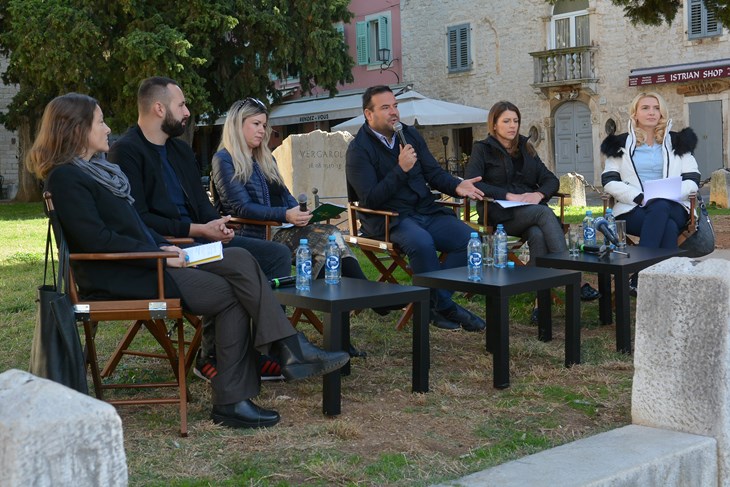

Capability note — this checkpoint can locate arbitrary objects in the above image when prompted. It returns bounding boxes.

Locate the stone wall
[401,0,730,185]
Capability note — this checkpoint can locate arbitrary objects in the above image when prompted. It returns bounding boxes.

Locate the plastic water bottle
[295,239,312,291]
[324,235,341,285]
[467,232,482,281]
[605,208,617,246]
[583,210,596,246]
[494,224,508,269]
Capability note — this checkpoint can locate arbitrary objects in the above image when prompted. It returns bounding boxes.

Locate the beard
[161,111,187,138]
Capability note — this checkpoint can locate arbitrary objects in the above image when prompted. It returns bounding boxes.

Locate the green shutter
[447,24,471,72]
[356,21,368,65]
[378,15,390,51]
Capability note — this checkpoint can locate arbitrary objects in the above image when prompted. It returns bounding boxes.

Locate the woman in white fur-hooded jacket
[600,91,701,249]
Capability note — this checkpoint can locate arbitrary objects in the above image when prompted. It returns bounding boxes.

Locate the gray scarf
[71,155,135,205]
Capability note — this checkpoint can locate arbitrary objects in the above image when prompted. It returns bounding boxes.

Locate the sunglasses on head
[243,97,267,111]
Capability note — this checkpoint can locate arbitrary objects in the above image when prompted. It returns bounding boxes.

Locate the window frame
[355,11,392,66]
[447,23,472,74]
[687,0,723,39]
[549,10,590,49]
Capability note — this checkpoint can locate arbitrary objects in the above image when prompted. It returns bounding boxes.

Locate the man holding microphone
[345,85,486,332]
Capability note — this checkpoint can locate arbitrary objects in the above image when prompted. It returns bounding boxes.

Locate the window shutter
[356,21,368,65]
[447,24,471,72]
[378,15,390,50]
[689,0,704,37]
[448,26,458,70]
[458,25,470,69]
[705,3,722,36]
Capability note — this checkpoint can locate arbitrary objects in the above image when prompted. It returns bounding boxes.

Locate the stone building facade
[401,0,729,185]
[0,57,19,199]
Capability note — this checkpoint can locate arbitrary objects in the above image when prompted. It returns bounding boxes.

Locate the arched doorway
[554,101,594,182]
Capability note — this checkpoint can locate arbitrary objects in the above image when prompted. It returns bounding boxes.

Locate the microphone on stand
[393,121,408,147]
[593,217,619,246]
[297,193,308,212]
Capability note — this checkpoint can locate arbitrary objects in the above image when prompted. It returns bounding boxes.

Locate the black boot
[274,332,350,381]
[211,399,280,428]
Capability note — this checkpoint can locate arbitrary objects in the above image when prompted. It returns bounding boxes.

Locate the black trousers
[167,247,296,405]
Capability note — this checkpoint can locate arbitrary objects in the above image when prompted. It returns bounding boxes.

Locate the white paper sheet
[642,176,682,206]
[494,200,533,208]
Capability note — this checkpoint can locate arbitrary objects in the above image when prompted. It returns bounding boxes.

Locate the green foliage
[0,0,354,132]
[546,0,730,27]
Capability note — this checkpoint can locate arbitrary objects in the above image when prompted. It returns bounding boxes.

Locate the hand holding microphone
[393,122,418,172]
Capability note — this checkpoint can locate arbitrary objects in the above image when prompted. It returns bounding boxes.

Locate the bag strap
[43,219,57,289]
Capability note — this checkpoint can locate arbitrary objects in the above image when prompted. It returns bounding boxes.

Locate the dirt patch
[712,215,730,249]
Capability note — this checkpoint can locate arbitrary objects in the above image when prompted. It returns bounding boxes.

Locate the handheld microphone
[270,275,296,288]
[393,121,408,147]
[579,244,607,254]
[297,193,308,212]
[593,217,619,246]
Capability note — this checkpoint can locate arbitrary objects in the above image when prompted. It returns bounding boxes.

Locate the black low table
[273,277,430,416]
[536,246,680,354]
[413,266,581,389]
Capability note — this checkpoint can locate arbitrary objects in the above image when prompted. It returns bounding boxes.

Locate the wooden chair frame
[460,193,569,265]
[44,192,201,437]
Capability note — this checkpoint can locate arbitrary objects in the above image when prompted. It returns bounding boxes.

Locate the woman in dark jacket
[26,93,348,430]
[465,101,599,315]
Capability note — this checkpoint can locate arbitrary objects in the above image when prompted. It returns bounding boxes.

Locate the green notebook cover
[310,202,346,223]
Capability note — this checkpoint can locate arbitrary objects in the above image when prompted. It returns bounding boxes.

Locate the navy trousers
[621,199,688,249]
[390,213,472,312]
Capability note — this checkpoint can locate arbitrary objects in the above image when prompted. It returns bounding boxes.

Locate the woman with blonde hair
[601,91,700,293]
[211,98,388,330]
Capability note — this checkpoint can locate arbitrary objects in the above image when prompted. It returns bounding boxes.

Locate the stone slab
[0,369,127,487]
[558,173,586,207]
[633,257,730,486]
[710,169,730,208]
[434,425,716,487]
[273,129,352,206]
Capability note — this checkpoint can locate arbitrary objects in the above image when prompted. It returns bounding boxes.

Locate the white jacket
[600,120,700,217]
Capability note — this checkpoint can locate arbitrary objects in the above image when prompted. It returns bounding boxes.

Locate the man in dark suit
[346,85,486,332]
[108,76,291,280]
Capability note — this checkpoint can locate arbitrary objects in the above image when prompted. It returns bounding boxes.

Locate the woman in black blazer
[26,93,348,430]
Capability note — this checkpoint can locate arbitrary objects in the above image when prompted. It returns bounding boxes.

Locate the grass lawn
[1,200,695,486]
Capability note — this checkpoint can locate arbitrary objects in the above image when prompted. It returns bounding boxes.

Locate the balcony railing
[529,46,598,90]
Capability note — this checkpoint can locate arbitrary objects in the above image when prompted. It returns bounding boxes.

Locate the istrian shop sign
[629,62,730,87]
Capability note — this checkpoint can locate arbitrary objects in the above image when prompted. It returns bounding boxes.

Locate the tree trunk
[14,120,41,202]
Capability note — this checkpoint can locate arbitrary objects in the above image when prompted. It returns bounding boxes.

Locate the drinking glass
[567,227,580,257]
[615,220,627,248]
[482,234,494,267]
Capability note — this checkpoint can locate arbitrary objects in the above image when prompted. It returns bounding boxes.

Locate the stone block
[273,130,352,207]
[558,173,586,207]
[710,169,730,208]
[0,369,127,486]
[633,257,730,486]
[435,425,716,487]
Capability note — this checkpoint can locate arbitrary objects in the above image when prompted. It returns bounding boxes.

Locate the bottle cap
[586,210,592,216]
[471,232,478,238]
[328,235,336,241]
[300,238,308,244]
[507,261,515,268]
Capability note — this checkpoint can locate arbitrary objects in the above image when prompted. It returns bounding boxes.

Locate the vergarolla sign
[629,64,730,86]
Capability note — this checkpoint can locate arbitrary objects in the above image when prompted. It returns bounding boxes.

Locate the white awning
[330,90,488,134]
[268,93,364,126]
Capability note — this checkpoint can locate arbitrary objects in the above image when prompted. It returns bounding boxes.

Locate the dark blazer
[108,125,219,237]
[345,122,460,237]
[465,135,559,225]
[45,164,180,301]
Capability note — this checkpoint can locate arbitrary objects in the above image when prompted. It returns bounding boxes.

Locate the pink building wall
[342,0,403,90]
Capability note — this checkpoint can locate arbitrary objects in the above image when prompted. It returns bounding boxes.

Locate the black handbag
[679,193,715,258]
[29,221,88,394]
